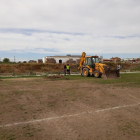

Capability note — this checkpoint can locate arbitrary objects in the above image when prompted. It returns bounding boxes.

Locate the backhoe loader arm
[78,52,86,70]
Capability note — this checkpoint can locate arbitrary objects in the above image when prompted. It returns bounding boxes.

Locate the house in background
[121,58,140,63]
[103,59,112,62]
[43,54,81,63]
[111,57,121,62]
[136,58,140,63]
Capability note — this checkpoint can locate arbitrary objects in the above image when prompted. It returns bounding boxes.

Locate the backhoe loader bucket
[102,70,119,79]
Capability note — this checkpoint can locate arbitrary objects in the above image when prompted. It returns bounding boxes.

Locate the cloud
[0,29,140,54]
[0,0,140,59]
[1,0,140,35]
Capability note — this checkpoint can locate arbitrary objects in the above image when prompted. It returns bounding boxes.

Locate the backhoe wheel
[94,70,100,78]
[82,68,89,77]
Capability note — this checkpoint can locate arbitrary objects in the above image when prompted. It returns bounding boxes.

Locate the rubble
[46,58,56,63]
[66,59,76,63]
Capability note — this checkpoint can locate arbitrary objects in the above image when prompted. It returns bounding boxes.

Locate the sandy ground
[0,77,140,140]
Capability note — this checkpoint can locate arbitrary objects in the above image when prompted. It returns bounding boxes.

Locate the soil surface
[47,75,70,80]
[0,77,140,140]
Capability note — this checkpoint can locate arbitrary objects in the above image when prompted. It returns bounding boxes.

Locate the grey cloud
[0,0,140,36]
[0,0,140,54]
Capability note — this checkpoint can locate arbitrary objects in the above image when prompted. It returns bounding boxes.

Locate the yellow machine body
[78,52,119,79]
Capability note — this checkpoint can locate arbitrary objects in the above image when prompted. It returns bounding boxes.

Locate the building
[121,58,140,63]
[136,58,140,63]
[43,54,81,63]
[111,57,121,62]
[103,59,112,62]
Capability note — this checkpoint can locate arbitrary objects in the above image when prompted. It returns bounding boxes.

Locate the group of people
[64,64,70,75]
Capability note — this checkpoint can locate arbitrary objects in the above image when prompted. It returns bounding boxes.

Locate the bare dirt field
[0,76,140,140]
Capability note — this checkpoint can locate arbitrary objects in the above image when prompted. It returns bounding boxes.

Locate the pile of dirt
[46,58,56,63]
[66,59,76,63]
[66,59,80,63]
[45,75,69,80]
[104,70,118,79]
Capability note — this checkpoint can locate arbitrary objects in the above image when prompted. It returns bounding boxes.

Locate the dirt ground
[0,77,140,140]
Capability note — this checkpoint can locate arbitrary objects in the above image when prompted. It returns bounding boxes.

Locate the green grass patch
[66,73,140,87]
[1,73,140,87]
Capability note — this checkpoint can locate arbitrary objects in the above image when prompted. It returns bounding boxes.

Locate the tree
[3,58,10,63]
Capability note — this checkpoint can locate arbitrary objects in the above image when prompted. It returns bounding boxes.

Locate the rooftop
[46,55,81,58]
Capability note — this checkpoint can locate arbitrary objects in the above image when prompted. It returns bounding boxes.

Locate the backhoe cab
[78,52,119,79]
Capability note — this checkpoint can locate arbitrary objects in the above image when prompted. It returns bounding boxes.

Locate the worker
[66,64,70,75]
[64,64,66,75]
[117,64,121,77]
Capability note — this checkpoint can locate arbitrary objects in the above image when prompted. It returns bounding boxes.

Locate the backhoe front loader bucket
[102,70,119,79]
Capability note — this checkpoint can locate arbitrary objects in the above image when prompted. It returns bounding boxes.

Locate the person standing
[117,64,121,77]
[64,64,66,75]
[66,64,70,75]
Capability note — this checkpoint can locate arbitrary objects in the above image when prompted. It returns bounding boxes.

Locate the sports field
[0,73,140,140]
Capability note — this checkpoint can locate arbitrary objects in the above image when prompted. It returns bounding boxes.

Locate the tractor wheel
[82,68,89,77]
[94,70,100,78]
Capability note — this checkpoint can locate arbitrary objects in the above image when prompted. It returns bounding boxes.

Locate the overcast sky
[0,0,140,61]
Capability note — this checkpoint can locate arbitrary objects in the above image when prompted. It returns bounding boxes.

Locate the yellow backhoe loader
[78,52,119,79]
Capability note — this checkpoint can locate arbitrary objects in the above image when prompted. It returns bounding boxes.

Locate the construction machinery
[78,52,119,79]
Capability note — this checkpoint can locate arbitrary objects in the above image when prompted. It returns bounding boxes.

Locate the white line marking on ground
[0,102,140,128]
